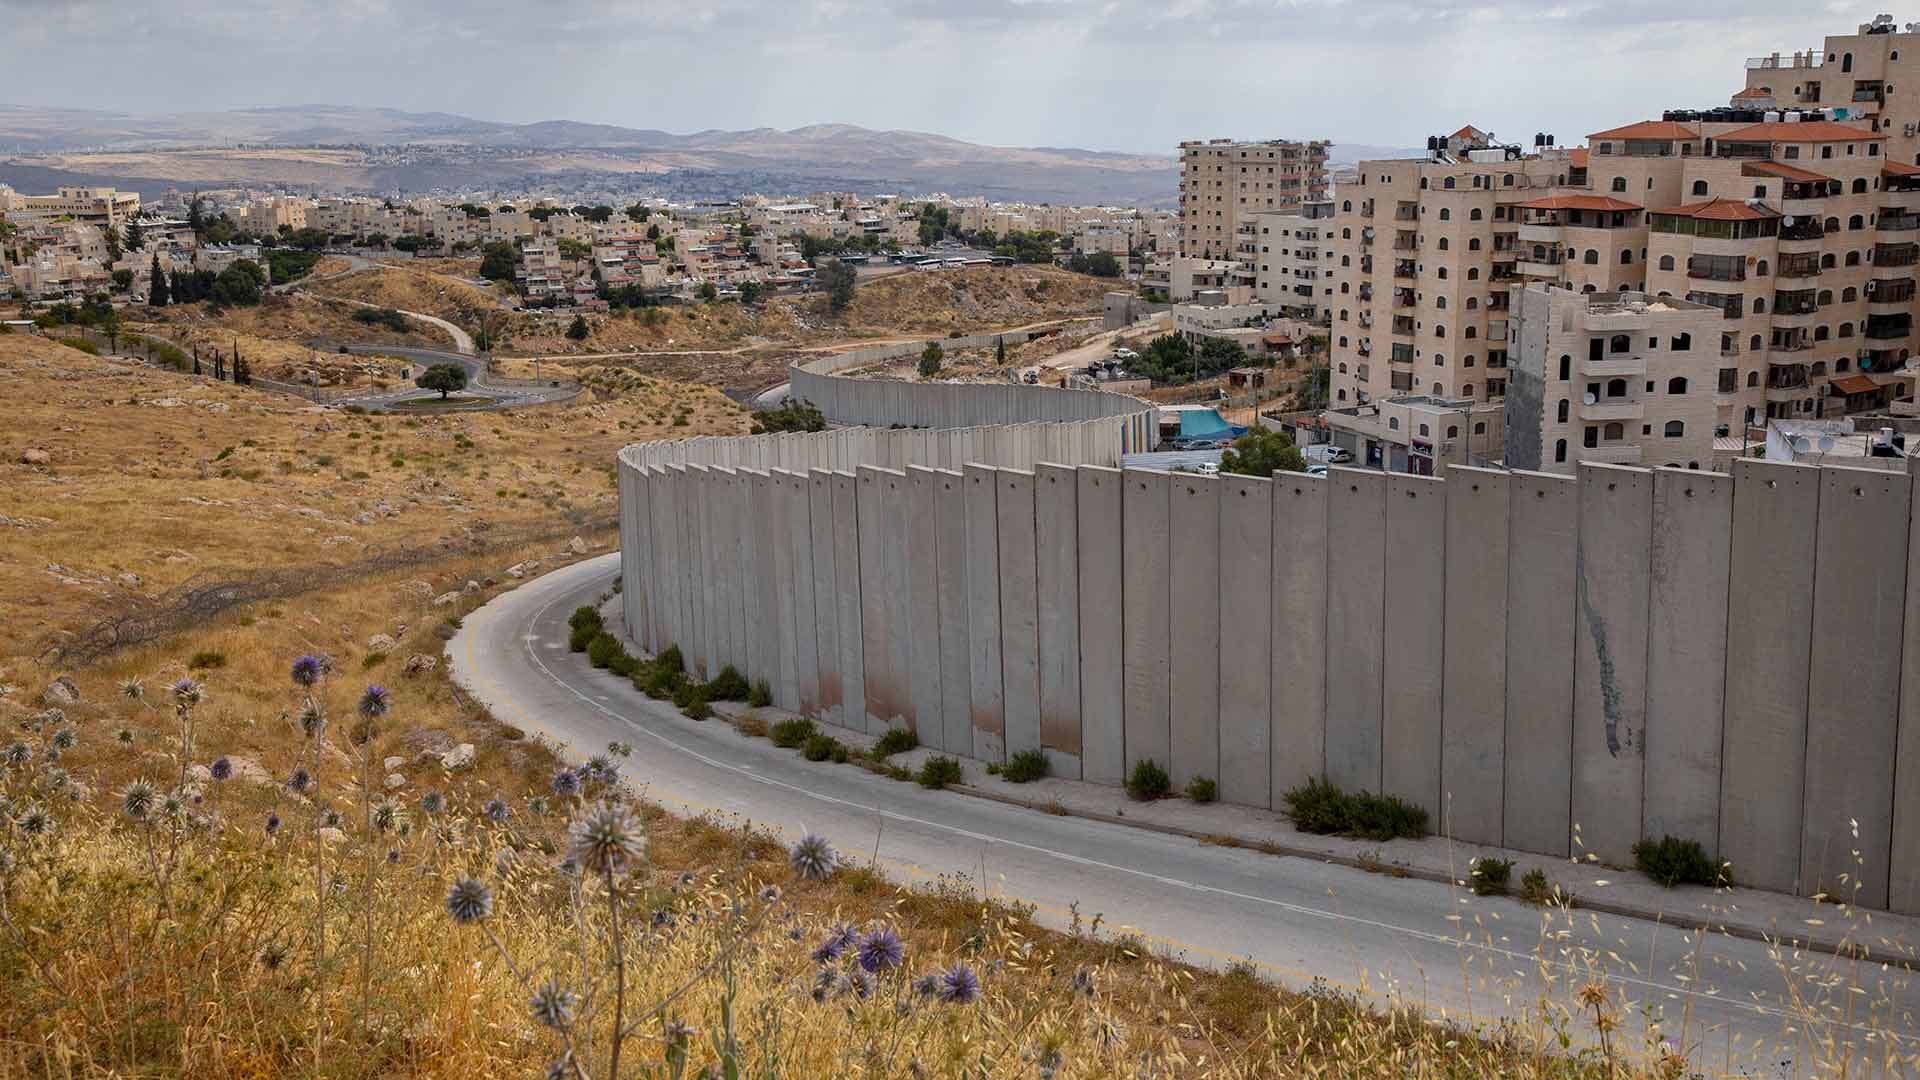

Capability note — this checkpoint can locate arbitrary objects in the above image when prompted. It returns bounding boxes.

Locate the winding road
[451,552,1920,1074]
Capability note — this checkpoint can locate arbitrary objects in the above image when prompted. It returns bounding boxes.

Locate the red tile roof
[1515,195,1643,212]
[1588,121,1701,141]
[1830,374,1881,395]
[1716,120,1885,142]
[1742,160,1831,182]
[1648,197,1780,221]
[1732,88,1773,100]
[1450,125,1486,140]
[1884,160,1920,177]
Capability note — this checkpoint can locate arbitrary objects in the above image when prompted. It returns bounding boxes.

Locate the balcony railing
[1869,280,1917,303]
[1876,244,1919,267]
[1393,262,1415,279]
[1781,221,1826,241]
[1881,216,1920,233]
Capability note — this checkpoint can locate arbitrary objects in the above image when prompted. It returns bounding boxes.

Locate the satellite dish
[1782,215,1796,226]
[1791,436,1812,453]
[1583,392,1598,405]
[1818,435,1836,452]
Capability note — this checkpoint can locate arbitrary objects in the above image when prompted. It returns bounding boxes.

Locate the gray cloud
[0,1,1880,153]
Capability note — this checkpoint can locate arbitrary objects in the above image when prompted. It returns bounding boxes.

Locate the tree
[148,254,170,307]
[104,223,121,266]
[188,194,205,238]
[1067,250,1121,278]
[1219,426,1307,478]
[749,399,827,434]
[645,223,662,241]
[1136,334,1195,384]
[415,363,468,399]
[1196,336,1248,380]
[919,341,943,378]
[111,268,134,292]
[123,218,145,251]
[697,281,718,303]
[566,314,591,341]
[479,241,519,283]
[995,336,1006,364]
[584,205,614,224]
[737,281,762,305]
[209,260,265,307]
[818,259,857,314]
[624,203,652,223]
[557,238,591,260]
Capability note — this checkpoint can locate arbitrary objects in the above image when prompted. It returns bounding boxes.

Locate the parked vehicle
[1304,463,1329,477]
[1302,445,1352,465]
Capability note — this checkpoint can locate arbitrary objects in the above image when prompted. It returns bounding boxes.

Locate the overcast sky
[0,1,1890,154]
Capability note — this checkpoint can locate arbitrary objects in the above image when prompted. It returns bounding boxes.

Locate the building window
[1558,355,1571,380]
[1439,208,1451,220]
[1470,208,1483,221]
[1664,420,1685,437]
[1557,399,1570,422]
[1854,178,1869,194]
[1692,180,1708,196]
[1555,439,1569,462]
[1747,371,1759,387]
[1584,249,1600,264]
[1621,249,1633,265]
[1658,254,1675,270]
[1389,417,1400,430]
[1670,333,1691,351]
[1604,421,1625,440]
[1609,334,1630,353]
[1606,378,1628,397]
[1611,177,1627,192]
[1667,377,1688,394]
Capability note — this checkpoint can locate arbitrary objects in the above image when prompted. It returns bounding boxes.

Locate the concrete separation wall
[620,429,1920,915]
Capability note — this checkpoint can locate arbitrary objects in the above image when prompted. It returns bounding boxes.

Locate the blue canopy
[1176,409,1246,440]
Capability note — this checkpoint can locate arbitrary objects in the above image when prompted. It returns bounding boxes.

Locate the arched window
[1822,253,1837,268]
[1846,250,1861,266]
[1443,177,1456,190]
[1504,174,1515,187]
[1532,243,1547,259]
[1558,355,1572,380]
[1434,353,1446,366]
[1664,420,1685,437]
[1667,377,1688,394]
[1464,354,1476,366]
[1749,334,1763,351]
[1658,254,1675,270]
[1605,378,1628,398]
[1818,289,1833,305]
[1465,326,1477,338]
[1747,371,1759,387]
[1467,267,1480,280]
[1557,399,1570,422]
[1438,238,1449,250]
[1338,336,1348,348]
[1339,309,1349,321]
[1756,259,1770,276]
[1341,255,1351,266]
[1811,361,1827,376]
[1604,421,1625,440]
[1850,214,1865,230]
[1342,200,1352,212]
[1340,282,1350,294]
[1337,388,1347,401]
[1691,180,1709,196]
[1611,177,1627,192]
[1610,334,1630,354]
[1583,249,1600,265]
[1843,286,1858,302]
[1815,325,1830,340]
[1466,296,1479,309]
[1670,333,1691,350]
[1436,296,1448,309]
[1753,297,1767,314]
[1389,417,1400,430]
[1342,227,1352,239]
[1554,439,1568,463]
[1840,321,1855,337]
[1432,385,1445,396]
[1437,267,1448,280]
[1843,51,1853,72]
[1468,237,1481,251]
[1470,208,1483,221]
[1854,178,1869,194]
[1618,249,1631,265]
[1338,362,1348,373]
[1435,325,1446,338]
[1439,208,1451,220]
[1447,425,1459,438]
[1826,216,1841,232]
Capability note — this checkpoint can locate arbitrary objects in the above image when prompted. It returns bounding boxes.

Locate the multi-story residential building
[234,196,309,237]
[1318,393,1508,474]
[1327,129,1575,409]
[1506,285,1723,472]
[1248,200,1336,321]
[1742,15,1920,168]
[517,237,565,300]
[0,185,141,229]
[1178,137,1332,259]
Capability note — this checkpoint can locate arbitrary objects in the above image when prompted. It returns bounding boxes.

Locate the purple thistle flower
[482,796,510,824]
[290,655,325,687]
[938,964,981,1005]
[914,973,942,999]
[813,922,857,963]
[420,790,445,815]
[265,813,281,836]
[170,678,203,706]
[287,768,311,794]
[551,769,581,797]
[848,967,876,1000]
[789,832,837,881]
[358,685,390,718]
[445,877,493,924]
[857,926,905,973]
[209,756,233,781]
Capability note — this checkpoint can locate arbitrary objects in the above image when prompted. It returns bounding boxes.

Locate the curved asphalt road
[451,553,1920,1073]
[327,344,577,411]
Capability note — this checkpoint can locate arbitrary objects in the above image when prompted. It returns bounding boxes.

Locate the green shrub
[769,718,817,749]
[871,727,919,759]
[1470,857,1513,896]
[361,652,387,670]
[606,653,638,678]
[637,664,685,700]
[998,749,1050,784]
[59,336,100,355]
[1281,778,1427,841]
[568,623,598,652]
[682,697,713,721]
[656,645,685,674]
[747,680,772,707]
[586,632,624,669]
[1125,758,1170,801]
[1185,776,1218,804]
[802,733,844,762]
[568,606,603,633]
[1632,835,1724,888]
[917,755,963,789]
[1520,867,1555,905]
[704,665,750,701]
[187,650,227,670]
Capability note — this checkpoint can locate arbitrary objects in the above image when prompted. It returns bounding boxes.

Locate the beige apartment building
[1246,200,1335,321]
[1742,15,1920,168]
[1506,285,1723,472]
[234,196,309,236]
[0,185,140,229]
[1178,138,1331,259]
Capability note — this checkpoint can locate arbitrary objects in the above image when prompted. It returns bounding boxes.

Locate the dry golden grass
[306,267,503,329]
[0,335,747,660]
[125,292,447,383]
[827,266,1110,336]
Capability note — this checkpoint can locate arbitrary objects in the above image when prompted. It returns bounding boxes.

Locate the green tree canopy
[1219,426,1308,478]
[415,363,468,399]
[566,314,591,341]
[919,341,943,378]
[209,260,265,307]
[479,241,519,283]
[818,259,857,314]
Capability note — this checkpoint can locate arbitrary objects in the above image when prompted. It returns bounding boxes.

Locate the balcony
[1866,316,1914,340]
[1516,259,1566,279]
[1357,285,1373,301]
[1880,214,1920,233]
[1391,316,1416,337]
[1581,444,1644,465]
[1486,320,1509,343]
[1393,289,1416,308]
[1393,261,1415,279]
[1518,223,1562,244]
[1393,205,1418,223]
[1779,220,1826,243]
[1582,353,1647,378]
[1390,345,1414,365]
[1582,399,1644,422]
[1875,243,1919,267]
[1765,382,1814,404]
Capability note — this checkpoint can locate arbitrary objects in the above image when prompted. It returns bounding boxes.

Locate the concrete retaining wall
[619,439,1920,914]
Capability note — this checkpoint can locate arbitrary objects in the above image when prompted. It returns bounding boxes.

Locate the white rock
[384,772,406,791]
[318,827,347,845]
[43,675,80,705]
[463,579,481,594]
[440,743,475,771]
[431,591,461,607]
[367,634,397,653]
[20,447,51,465]
[505,563,526,579]
[383,756,405,770]
[568,535,588,555]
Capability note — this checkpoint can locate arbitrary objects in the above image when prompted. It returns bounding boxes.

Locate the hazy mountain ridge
[0,104,1183,205]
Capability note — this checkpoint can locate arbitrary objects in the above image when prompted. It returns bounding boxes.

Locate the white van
[1302,445,1352,465]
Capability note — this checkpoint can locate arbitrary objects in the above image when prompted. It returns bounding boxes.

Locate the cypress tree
[149,254,170,306]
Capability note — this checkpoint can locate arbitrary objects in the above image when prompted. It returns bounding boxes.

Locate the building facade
[1178,138,1331,259]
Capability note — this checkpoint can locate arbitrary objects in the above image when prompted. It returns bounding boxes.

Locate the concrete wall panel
[1122,469,1172,775]
[906,467,945,740]
[880,469,914,731]
[855,467,894,730]
[766,469,800,710]
[1504,470,1576,857]
[964,464,1006,760]
[1643,468,1732,852]
[809,471,843,718]
[934,470,971,754]
[1895,463,1920,914]
[998,470,1043,757]
[1722,459,1818,895]
[1571,464,1653,869]
[1383,473,1445,817]
[831,472,866,730]
[1169,474,1221,790]
[1271,473,1328,806]
[1325,468,1386,793]
[1803,466,1908,909]
[1440,467,1508,846]
[1077,467,1126,785]
[783,471,821,712]
[1035,464,1084,777]
[1217,473,1273,807]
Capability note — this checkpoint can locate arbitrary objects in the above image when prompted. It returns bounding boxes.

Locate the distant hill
[0,105,1183,206]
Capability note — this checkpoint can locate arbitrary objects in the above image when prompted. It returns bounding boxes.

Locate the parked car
[1112,347,1139,360]
[1302,445,1352,465]
[1304,463,1329,477]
